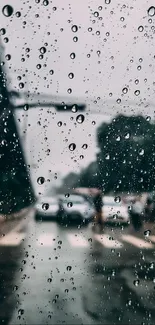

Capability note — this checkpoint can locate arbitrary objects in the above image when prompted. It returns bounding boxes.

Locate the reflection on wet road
[0,216,155,324]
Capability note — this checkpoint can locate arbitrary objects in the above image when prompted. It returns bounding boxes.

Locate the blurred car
[35,196,59,221]
[102,196,130,224]
[58,194,95,225]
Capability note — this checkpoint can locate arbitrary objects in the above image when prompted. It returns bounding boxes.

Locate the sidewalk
[0,206,35,236]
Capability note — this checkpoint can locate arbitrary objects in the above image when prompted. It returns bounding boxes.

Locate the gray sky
[0,0,155,193]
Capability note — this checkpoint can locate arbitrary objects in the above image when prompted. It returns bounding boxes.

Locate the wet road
[0,215,155,324]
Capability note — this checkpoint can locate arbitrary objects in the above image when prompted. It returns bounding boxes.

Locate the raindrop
[88,238,92,242]
[144,229,151,237]
[124,132,130,139]
[146,116,151,122]
[69,143,76,151]
[122,87,128,94]
[150,262,154,269]
[134,90,140,96]
[67,88,72,94]
[36,64,41,69]
[49,69,54,75]
[70,53,76,59]
[139,148,144,156]
[47,278,52,283]
[65,193,70,198]
[18,309,24,316]
[43,0,49,6]
[73,36,78,42]
[98,6,102,10]
[67,202,73,208]
[105,0,111,4]
[80,155,84,159]
[57,121,62,127]
[76,114,85,124]
[135,79,139,85]
[42,203,49,211]
[138,25,144,32]
[116,98,121,104]
[19,82,24,89]
[133,279,140,286]
[13,285,18,291]
[2,5,14,17]
[116,136,121,141]
[0,28,6,35]
[37,176,45,185]
[71,25,78,32]
[92,121,96,125]
[105,154,110,160]
[23,104,29,111]
[82,144,88,149]
[40,47,46,54]
[16,11,21,17]
[68,72,74,79]
[52,299,57,304]
[96,31,100,36]
[94,11,99,17]
[88,27,92,32]
[5,54,11,61]
[137,65,141,70]
[148,6,155,17]
[72,105,78,113]
[114,196,121,203]
[66,266,72,271]
[120,17,125,21]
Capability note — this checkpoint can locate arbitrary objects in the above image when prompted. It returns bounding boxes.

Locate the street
[0,214,154,324]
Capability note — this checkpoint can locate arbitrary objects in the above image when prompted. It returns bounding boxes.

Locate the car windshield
[1,2,155,325]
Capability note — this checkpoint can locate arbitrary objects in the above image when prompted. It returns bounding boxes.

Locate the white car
[102,196,130,224]
[35,197,59,220]
[58,194,95,225]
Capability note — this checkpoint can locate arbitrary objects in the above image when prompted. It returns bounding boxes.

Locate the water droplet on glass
[13,285,18,291]
[18,309,24,316]
[82,144,88,149]
[72,105,78,113]
[67,88,72,94]
[73,36,78,42]
[122,87,128,94]
[137,65,141,70]
[133,279,140,286]
[105,154,110,160]
[144,229,151,237]
[114,196,121,203]
[135,79,139,84]
[92,121,96,125]
[0,28,6,35]
[116,98,121,104]
[65,193,70,198]
[146,116,151,122]
[57,121,62,127]
[2,5,14,17]
[66,266,72,271]
[19,82,24,89]
[124,132,130,139]
[134,90,140,96]
[23,104,29,111]
[42,203,49,211]
[70,52,76,59]
[68,72,74,79]
[105,0,111,4]
[37,177,45,185]
[5,54,11,61]
[98,6,102,10]
[40,46,46,54]
[94,11,99,17]
[116,136,121,141]
[47,278,52,283]
[16,11,21,17]
[148,6,155,17]
[71,25,78,32]
[36,64,41,69]
[80,155,84,159]
[88,27,92,32]
[69,143,76,151]
[76,114,85,124]
[138,25,144,32]
[139,148,144,156]
[67,202,73,208]
[43,0,49,6]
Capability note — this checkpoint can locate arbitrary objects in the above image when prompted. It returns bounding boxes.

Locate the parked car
[102,196,130,225]
[35,196,59,221]
[58,194,95,225]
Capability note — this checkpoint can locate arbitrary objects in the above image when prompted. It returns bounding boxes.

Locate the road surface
[0,215,155,324]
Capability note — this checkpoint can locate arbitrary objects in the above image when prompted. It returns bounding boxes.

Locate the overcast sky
[0,0,155,193]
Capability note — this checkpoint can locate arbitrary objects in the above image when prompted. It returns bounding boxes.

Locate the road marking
[67,234,89,247]
[0,232,25,246]
[94,234,123,248]
[122,235,153,248]
[37,234,56,247]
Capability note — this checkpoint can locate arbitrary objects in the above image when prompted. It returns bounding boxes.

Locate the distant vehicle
[102,196,130,225]
[58,194,95,225]
[35,197,59,221]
